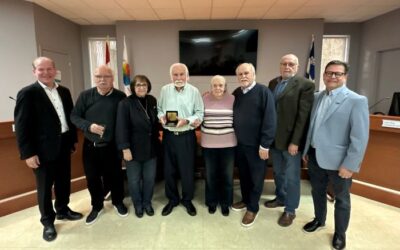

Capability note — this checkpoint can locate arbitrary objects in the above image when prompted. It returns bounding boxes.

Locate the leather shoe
[221,206,229,216]
[208,206,217,214]
[144,205,154,216]
[135,207,144,218]
[56,208,83,221]
[43,225,57,242]
[332,232,346,250]
[278,212,296,227]
[303,218,325,233]
[264,198,284,208]
[161,202,177,216]
[183,201,197,216]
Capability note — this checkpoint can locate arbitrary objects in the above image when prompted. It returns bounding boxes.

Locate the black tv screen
[179,30,258,76]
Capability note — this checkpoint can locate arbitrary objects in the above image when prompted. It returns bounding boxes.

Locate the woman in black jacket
[116,75,160,218]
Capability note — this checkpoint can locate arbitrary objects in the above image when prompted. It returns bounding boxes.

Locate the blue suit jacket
[303,86,369,173]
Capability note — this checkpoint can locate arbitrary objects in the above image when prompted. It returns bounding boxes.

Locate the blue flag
[306,36,315,82]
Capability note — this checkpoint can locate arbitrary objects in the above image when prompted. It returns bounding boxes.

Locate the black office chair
[388,92,400,116]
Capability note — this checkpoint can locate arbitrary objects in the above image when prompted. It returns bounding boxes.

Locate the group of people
[14,55,369,250]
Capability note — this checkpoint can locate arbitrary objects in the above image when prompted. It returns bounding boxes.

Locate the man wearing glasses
[264,54,315,227]
[71,65,128,225]
[302,60,369,250]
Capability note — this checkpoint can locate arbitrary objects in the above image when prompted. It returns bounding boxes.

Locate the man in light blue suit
[302,60,369,250]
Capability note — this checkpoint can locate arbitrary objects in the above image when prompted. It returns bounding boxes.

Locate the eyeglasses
[135,83,148,88]
[280,62,297,67]
[95,75,112,79]
[324,71,346,78]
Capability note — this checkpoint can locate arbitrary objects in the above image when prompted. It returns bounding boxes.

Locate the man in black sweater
[71,65,128,225]
[231,63,277,227]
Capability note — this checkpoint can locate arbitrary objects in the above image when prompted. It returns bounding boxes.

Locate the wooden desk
[352,115,400,207]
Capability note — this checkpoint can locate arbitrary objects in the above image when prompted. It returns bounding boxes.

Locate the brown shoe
[231,201,246,212]
[264,198,284,208]
[278,212,296,227]
[241,211,258,227]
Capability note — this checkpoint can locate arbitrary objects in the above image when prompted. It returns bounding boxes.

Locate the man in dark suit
[264,54,314,227]
[14,57,83,242]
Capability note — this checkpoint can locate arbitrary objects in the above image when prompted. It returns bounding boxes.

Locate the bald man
[71,65,128,225]
[14,57,82,242]
[264,54,314,227]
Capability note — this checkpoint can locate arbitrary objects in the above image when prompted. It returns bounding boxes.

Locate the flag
[122,35,132,96]
[306,35,315,82]
[105,36,110,65]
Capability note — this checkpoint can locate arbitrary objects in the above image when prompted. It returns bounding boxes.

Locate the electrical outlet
[12,124,15,132]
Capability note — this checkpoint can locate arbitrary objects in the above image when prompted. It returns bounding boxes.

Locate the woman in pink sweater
[201,75,237,216]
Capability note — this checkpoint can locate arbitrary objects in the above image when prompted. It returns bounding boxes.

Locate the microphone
[9,96,16,101]
[369,97,391,110]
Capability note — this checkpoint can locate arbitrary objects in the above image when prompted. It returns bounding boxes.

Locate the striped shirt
[201,93,237,148]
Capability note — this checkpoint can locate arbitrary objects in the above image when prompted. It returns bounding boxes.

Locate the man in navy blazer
[14,57,82,242]
[302,60,369,250]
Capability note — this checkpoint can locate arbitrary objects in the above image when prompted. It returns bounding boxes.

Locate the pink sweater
[200,93,237,148]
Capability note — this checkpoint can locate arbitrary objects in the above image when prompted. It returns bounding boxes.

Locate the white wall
[115,20,324,98]
[0,0,37,122]
[357,8,400,111]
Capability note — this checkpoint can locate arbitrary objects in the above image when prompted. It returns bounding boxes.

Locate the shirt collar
[242,81,256,93]
[38,80,58,90]
[326,85,345,97]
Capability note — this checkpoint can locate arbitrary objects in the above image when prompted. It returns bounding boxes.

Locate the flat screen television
[179,30,258,76]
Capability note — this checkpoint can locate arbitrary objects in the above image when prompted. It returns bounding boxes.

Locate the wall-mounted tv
[179,29,258,76]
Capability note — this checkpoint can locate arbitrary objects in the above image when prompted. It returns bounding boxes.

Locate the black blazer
[14,82,77,161]
[268,75,314,151]
[116,94,160,162]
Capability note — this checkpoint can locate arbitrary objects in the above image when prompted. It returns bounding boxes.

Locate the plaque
[165,111,178,127]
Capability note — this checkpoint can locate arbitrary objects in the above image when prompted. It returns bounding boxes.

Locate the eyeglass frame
[324,71,346,78]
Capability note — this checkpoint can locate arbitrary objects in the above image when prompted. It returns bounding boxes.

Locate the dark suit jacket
[115,94,160,162]
[14,82,77,162]
[268,75,314,151]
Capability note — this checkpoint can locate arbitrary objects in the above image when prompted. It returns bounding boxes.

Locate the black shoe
[56,208,83,221]
[161,202,177,216]
[303,218,325,233]
[114,203,128,217]
[43,225,57,242]
[221,206,229,216]
[135,207,144,218]
[144,205,154,216]
[183,201,197,216]
[85,208,103,225]
[208,206,217,214]
[332,232,346,250]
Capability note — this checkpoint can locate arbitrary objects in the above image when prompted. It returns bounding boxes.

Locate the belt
[164,129,193,136]
[84,139,109,148]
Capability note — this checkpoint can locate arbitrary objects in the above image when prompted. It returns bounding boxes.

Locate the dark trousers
[125,157,157,209]
[83,139,125,210]
[307,147,352,235]
[203,147,235,208]
[33,132,72,227]
[163,130,195,205]
[236,144,266,213]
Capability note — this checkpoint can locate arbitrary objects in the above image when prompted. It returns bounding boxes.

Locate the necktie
[274,80,287,101]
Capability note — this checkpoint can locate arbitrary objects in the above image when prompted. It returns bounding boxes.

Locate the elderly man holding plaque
[157,63,204,216]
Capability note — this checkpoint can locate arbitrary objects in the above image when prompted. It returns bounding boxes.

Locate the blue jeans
[125,157,157,209]
[203,147,235,207]
[270,147,301,214]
